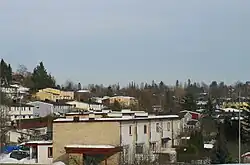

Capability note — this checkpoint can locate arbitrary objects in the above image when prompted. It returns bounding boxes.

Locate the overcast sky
[0,0,249,86]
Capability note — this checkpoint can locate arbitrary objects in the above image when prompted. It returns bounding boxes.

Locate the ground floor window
[136,143,144,154]
[48,147,53,158]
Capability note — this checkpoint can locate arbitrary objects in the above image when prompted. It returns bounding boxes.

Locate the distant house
[35,88,74,102]
[102,96,138,107]
[27,100,74,117]
[179,111,201,132]
[66,100,104,111]
[24,141,53,164]
[0,84,29,99]
[152,105,163,112]
[8,103,35,121]
[179,110,201,120]
[185,120,200,130]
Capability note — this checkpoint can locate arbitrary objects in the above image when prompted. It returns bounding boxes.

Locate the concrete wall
[37,145,53,164]
[53,121,121,165]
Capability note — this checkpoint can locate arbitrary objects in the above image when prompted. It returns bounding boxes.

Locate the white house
[24,141,53,164]
[120,116,181,164]
[1,84,29,99]
[66,100,104,111]
[8,103,36,121]
[27,101,74,117]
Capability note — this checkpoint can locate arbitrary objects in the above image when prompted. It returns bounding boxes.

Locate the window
[150,142,156,151]
[129,125,132,136]
[167,122,171,131]
[136,143,143,154]
[161,139,168,148]
[144,125,147,134]
[156,123,160,133]
[48,147,53,158]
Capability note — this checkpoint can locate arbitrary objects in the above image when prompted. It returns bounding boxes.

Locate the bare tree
[16,64,28,77]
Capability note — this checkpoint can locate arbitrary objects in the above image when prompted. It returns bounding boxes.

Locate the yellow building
[106,96,138,107]
[35,88,74,102]
[223,101,250,110]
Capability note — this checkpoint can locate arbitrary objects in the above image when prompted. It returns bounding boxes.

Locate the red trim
[64,146,122,155]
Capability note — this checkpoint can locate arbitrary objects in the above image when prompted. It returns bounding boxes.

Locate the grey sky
[0,0,249,86]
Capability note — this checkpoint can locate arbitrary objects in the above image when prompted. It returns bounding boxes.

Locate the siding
[53,121,120,165]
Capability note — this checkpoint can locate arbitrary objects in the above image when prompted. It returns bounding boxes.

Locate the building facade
[8,103,35,121]
[27,101,74,117]
[66,101,104,111]
[35,88,74,102]
[53,114,180,164]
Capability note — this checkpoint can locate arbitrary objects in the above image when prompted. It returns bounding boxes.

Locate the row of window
[128,122,171,135]
[11,107,32,111]
[14,115,33,119]
[134,140,169,154]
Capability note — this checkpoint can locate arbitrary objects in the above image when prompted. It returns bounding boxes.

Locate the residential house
[179,110,201,120]
[35,88,74,102]
[102,96,138,107]
[8,103,35,121]
[24,141,53,164]
[27,100,74,117]
[0,84,29,99]
[179,111,201,133]
[66,100,104,111]
[53,112,181,164]
[75,89,92,101]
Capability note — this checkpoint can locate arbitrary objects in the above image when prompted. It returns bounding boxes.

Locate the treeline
[0,59,56,92]
[1,58,250,111]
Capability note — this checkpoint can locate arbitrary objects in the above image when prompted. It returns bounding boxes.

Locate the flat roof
[54,115,179,123]
[65,145,115,149]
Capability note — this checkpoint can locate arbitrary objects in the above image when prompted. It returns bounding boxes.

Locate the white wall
[8,131,21,143]
[121,118,180,163]
[37,145,53,164]
[9,106,35,121]
[67,101,104,111]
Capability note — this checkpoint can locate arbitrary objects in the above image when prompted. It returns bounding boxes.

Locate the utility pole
[18,91,22,130]
[238,91,241,164]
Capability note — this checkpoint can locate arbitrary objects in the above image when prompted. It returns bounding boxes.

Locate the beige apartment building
[53,112,180,165]
[35,88,74,102]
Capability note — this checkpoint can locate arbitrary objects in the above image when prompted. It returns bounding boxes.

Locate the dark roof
[10,103,34,107]
[40,100,73,106]
[187,120,198,125]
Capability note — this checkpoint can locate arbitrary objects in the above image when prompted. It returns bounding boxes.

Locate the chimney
[73,116,79,122]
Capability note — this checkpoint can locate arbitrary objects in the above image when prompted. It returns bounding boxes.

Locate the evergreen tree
[31,62,56,91]
[206,98,214,116]
[182,92,197,111]
[107,86,113,97]
[189,130,204,152]
[0,59,12,85]
[211,123,232,164]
